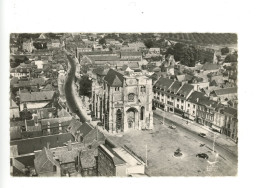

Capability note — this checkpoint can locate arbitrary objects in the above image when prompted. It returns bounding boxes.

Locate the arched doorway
[126,108,138,129]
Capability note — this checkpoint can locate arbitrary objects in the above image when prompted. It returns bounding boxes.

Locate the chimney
[47,142,50,149]
[68,140,72,151]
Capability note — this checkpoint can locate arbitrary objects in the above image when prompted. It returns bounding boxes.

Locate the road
[153,113,238,166]
[64,53,87,123]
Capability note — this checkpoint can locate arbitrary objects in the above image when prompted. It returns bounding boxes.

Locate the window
[188,103,190,107]
[141,86,146,93]
[193,110,195,114]
[177,99,180,102]
[181,106,183,110]
[171,97,174,100]
[181,100,184,103]
[115,87,120,91]
[177,104,179,108]
[128,93,135,101]
[193,105,195,108]
[140,106,145,120]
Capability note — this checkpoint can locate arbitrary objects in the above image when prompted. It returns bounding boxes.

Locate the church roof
[104,69,124,87]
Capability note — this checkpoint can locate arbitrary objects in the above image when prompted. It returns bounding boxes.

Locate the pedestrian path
[154,109,237,154]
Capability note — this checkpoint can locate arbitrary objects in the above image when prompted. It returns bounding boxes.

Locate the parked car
[169,125,176,129]
[196,153,209,159]
[198,133,206,138]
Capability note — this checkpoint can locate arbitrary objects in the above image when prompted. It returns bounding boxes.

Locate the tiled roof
[154,77,174,90]
[176,84,194,98]
[11,133,75,155]
[90,56,120,61]
[214,87,237,96]
[67,119,82,137]
[223,107,237,116]
[19,91,55,102]
[80,149,96,169]
[34,147,60,174]
[99,144,126,166]
[120,51,142,57]
[104,69,124,87]
[202,63,220,71]
[41,117,72,129]
[10,126,22,140]
[187,91,206,103]
[77,122,93,138]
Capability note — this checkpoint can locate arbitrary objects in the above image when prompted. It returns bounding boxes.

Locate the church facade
[92,68,153,133]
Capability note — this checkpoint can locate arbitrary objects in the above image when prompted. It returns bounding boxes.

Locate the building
[10,99,20,119]
[186,91,206,121]
[211,87,237,103]
[174,83,194,117]
[97,143,145,176]
[19,91,56,111]
[92,68,153,133]
[120,51,142,61]
[10,66,31,79]
[201,63,220,75]
[22,40,34,53]
[222,107,238,142]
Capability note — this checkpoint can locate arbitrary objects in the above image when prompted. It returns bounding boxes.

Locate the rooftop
[19,91,55,102]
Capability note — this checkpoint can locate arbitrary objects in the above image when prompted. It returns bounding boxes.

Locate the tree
[221,47,229,55]
[144,39,154,48]
[79,75,92,97]
[99,38,106,45]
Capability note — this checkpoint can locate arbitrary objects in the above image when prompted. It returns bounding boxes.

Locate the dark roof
[99,144,126,166]
[67,119,82,137]
[168,81,182,93]
[214,87,237,96]
[11,133,75,155]
[197,97,218,108]
[223,107,237,116]
[104,69,124,87]
[80,149,96,169]
[34,147,60,174]
[77,122,93,138]
[37,107,56,119]
[202,63,220,71]
[120,51,142,57]
[187,91,206,103]
[79,51,114,56]
[10,126,22,140]
[19,91,55,102]
[92,68,109,76]
[176,84,194,98]
[154,77,174,90]
[90,56,120,62]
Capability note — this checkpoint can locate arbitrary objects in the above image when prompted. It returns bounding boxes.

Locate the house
[97,143,145,177]
[10,99,20,119]
[22,39,34,53]
[79,149,97,176]
[186,91,206,120]
[153,77,176,111]
[19,91,55,111]
[196,97,218,128]
[10,66,31,79]
[34,147,61,177]
[174,84,194,116]
[222,107,238,142]
[211,87,237,103]
[41,116,73,135]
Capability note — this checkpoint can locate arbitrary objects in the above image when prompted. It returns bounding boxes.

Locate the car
[169,125,176,129]
[196,153,209,159]
[198,133,206,138]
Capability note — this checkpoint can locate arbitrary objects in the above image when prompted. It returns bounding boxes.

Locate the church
[91,68,153,133]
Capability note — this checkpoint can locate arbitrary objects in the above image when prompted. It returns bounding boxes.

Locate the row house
[10,67,32,79]
[222,107,238,142]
